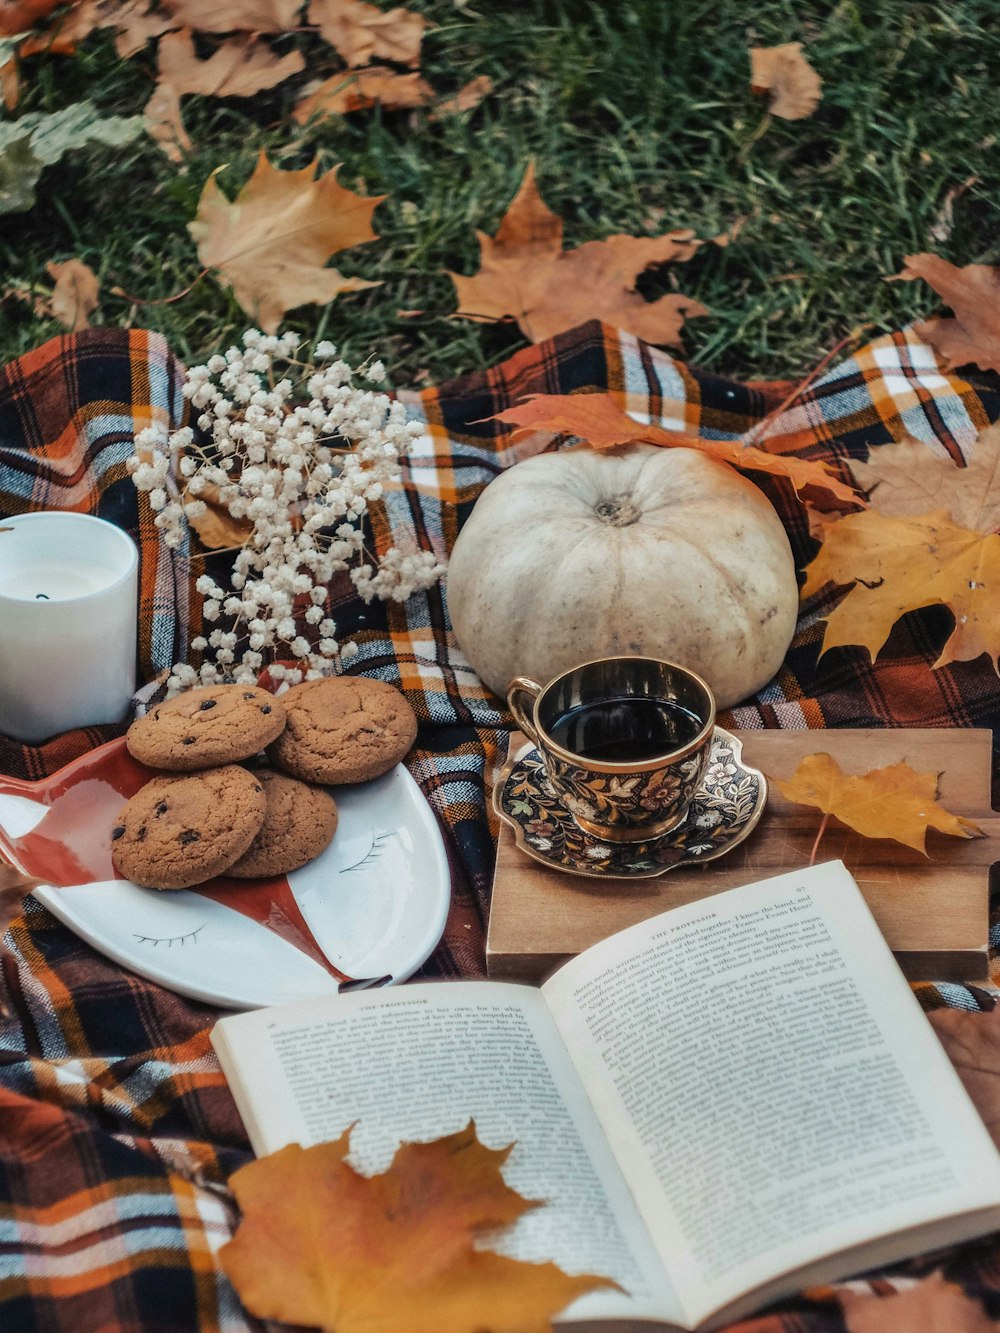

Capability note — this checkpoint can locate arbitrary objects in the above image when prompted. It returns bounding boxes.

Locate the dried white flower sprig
[129,330,444,694]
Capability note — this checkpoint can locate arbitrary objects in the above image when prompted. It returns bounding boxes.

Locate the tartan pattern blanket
[0,322,998,1330]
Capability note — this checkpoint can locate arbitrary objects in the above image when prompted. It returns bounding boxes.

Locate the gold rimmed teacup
[507,655,716,843]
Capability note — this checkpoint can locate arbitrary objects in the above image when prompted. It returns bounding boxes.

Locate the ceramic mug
[507,656,716,842]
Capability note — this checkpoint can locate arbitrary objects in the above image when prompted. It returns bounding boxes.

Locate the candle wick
[35,593,50,601]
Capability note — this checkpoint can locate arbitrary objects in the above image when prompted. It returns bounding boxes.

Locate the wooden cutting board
[486,728,998,984]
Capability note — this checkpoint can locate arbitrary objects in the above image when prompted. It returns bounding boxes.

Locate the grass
[1,0,999,389]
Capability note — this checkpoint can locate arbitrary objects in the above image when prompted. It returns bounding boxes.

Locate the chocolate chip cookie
[111,766,267,889]
[126,684,286,771]
[268,676,418,785]
[228,770,338,878]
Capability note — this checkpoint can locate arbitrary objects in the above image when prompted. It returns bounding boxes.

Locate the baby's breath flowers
[129,330,444,694]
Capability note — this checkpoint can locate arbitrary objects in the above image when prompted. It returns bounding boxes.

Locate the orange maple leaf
[448,164,707,346]
[896,253,1000,375]
[804,425,1000,670]
[487,392,861,507]
[776,753,983,855]
[188,152,383,333]
[220,1122,615,1333]
[749,42,823,120]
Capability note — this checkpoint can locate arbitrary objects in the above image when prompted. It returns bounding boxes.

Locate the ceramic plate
[0,739,450,1010]
[494,726,766,879]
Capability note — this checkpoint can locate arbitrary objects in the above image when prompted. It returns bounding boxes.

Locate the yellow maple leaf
[776,753,984,855]
[448,164,707,346]
[188,152,383,333]
[220,1122,615,1333]
[804,425,1000,670]
[294,66,434,120]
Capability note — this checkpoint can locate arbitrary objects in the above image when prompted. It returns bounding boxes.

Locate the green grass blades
[1,0,999,386]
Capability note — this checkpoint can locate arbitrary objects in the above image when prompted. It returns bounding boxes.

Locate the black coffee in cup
[548,696,703,763]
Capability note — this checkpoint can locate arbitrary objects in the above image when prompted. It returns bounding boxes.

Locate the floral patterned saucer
[494,727,766,879]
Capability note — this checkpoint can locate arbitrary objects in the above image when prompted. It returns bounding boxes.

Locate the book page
[541,861,1000,1326]
[213,980,683,1326]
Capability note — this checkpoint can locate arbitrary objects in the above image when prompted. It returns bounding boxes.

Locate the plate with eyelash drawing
[0,737,450,1010]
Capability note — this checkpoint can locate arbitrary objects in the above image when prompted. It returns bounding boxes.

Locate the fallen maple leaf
[839,1270,996,1333]
[308,0,429,68]
[431,74,492,119]
[220,1122,614,1333]
[46,258,99,330]
[803,427,1000,670]
[749,42,823,120]
[157,28,305,99]
[294,65,433,118]
[849,423,1000,534]
[188,152,382,333]
[448,163,707,346]
[896,253,1000,375]
[775,752,984,855]
[928,1006,1000,1152]
[487,392,861,507]
[166,0,302,33]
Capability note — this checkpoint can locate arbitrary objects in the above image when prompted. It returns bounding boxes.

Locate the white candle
[0,513,139,743]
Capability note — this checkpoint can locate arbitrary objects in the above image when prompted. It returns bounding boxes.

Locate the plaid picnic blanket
[0,322,998,1330]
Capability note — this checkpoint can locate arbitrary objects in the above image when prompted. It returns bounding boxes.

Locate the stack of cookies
[111,677,418,891]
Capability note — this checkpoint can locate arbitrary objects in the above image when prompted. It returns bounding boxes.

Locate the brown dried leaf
[839,1271,996,1333]
[293,65,433,118]
[749,42,823,120]
[166,0,303,33]
[184,481,252,550]
[897,253,1000,375]
[775,752,984,854]
[157,27,304,98]
[188,152,382,332]
[431,74,492,119]
[220,1122,614,1333]
[928,1006,1000,1153]
[849,423,1000,534]
[0,52,18,109]
[0,0,63,36]
[308,0,429,67]
[144,81,192,162]
[449,164,706,346]
[46,259,99,331]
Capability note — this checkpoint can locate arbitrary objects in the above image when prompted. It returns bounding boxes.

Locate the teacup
[506,656,716,843]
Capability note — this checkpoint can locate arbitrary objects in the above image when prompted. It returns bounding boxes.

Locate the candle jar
[0,512,139,743]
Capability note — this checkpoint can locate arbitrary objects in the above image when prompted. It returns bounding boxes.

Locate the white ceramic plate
[0,739,450,1010]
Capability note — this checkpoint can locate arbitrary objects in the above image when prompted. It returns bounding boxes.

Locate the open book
[211,861,1000,1331]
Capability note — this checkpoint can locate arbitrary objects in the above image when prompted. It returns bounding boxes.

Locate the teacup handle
[506,676,543,747]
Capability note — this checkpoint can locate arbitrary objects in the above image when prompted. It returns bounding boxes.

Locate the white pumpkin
[446,444,798,709]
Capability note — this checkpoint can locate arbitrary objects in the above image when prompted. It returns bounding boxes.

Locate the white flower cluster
[129,330,445,694]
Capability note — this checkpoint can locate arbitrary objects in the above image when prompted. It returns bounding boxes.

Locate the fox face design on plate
[0,739,449,1011]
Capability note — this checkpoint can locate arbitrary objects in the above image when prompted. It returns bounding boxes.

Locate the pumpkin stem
[594,498,641,527]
